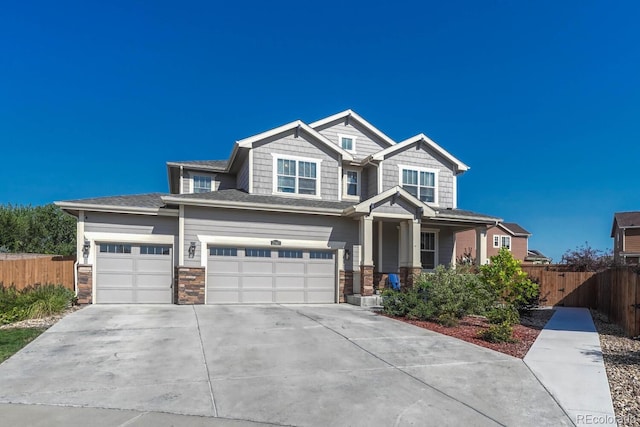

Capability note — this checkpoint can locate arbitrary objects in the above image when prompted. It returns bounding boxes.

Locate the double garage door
[207,247,336,304]
[96,243,173,304]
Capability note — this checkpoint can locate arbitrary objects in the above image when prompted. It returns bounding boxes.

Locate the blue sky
[2,1,639,262]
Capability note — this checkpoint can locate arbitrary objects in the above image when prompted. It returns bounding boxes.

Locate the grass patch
[0,328,45,363]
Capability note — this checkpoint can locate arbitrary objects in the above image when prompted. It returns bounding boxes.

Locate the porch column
[359,216,374,296]
[407,219,422,287]
[398,221,408,267]
[475,226,488,265]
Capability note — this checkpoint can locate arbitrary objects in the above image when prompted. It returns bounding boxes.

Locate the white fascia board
[161,196,345,216]
[166,162,228,172]
[309,109,396,147]
[235,120,353,161]
[197,235,346,250]
[430,215,502,225]
[84,232,175,244]
[371,134,470,173]
[55,202,178,217]
[345,186,436,216]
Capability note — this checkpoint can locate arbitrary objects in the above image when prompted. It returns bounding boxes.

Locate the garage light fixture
[82,240,90,259]
[344,249,350,261]
[188,242,196,258]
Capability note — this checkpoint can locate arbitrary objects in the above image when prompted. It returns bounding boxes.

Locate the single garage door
[96,243,173,303]
[207,247,336,304]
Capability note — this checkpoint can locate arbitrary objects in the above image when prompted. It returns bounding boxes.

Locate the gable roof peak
[309,109,396,147]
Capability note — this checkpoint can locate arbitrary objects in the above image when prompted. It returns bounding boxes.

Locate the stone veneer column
[339,270,355,302]
[407,267,423,288]
[360,265,374,296]
[77,264,93,304]
[175,266,205,305]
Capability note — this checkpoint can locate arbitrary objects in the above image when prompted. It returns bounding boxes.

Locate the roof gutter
[54,202,179,217]
[161,196,345,216]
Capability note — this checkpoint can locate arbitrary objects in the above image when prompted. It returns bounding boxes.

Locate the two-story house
[56,110,501,305]
[611,211,640,265]
[455,222,531,263]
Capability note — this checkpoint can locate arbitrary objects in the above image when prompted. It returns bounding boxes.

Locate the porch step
[346,294,384,308]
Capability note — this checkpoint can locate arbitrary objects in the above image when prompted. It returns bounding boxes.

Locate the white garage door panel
[207,248,335,304]
[96,244,172,304]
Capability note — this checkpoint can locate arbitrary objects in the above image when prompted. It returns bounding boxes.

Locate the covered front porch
[343,187,501,299]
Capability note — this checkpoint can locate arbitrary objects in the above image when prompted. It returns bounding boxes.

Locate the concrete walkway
[524,307,617,426]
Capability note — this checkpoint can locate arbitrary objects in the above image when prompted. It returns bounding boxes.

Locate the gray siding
[251,129,341,200]
[183,170,237,194]
[374,199,419,216]
[437,227,455,267]
[237,158,249,192]
[382,147,455,209]
[183,206,359,269]
[380,221,399,272]
[84,212,177,236]
[315,120,390,162]
[367,166,378,197]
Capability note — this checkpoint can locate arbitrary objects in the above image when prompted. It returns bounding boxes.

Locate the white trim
[179,205,185,265]
[493,235,500,248]
[162,196,344,216]
[179,166,184,194]
[345,186,437,216]
[55,202,179,216]
[337,133,357,154]
[420,228,439,271]
[337,164,343,200]
[372,133,469,174]
[197,235,344,251]
[236,120,353,161]
[398,164,439,207]
[342,168,361,200]
[248,149,254,193]
[452,175,457,209]
[377,161,383,194]
[84,232,175,245]
[77,210,85,262]
[493,234,512,251]
[271,153,322,199]
[309,109,396,147]
[378,221,383,272]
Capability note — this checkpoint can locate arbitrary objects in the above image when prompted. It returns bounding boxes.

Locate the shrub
[383,265,494,326]
[486,306,520,325]
[479,322,516,343]
[0,284,74,324]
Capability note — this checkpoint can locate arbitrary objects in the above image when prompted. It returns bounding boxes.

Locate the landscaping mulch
[0,305,82,330]
[384,308,555,359]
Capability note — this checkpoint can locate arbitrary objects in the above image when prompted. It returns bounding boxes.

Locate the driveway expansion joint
[287,306,506,427]
[192,306,218,417]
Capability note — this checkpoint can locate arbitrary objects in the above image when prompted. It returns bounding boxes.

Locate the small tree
[560,242,614,272]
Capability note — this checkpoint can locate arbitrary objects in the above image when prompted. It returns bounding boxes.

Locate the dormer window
[338,134,357,153]
[272,155,321,197]
[193,176,212,193]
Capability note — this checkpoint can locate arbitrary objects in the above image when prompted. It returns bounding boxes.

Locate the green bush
[479,322,516,343]
[486,306,520,325]
[0,284,74,324]
[383,265,494,326]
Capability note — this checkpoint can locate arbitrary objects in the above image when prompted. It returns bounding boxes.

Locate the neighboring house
[524,249,551,265]
[455,222,531,263]
[56,110,501,305]
[611,211,640,265]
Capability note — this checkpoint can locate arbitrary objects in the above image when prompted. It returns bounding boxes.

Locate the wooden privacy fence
[0,255,75,291]
[522,265,640,337]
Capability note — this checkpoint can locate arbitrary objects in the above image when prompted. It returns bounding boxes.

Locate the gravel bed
[591,310,640,427]
[0,306,82,330]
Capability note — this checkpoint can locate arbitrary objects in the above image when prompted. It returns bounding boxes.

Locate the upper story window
[343,169,360,198]
[493,235,511,250]
[193,175,212,193]
[399,165,438,204]
[273,155,321,197]
[338,134,357,153]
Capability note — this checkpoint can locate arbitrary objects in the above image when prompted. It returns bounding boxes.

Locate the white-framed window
[272,155,321,197]
[140,246,170,255]
[193,175,212,193]
[245,248,271,257]
[420,231,437,270]
[493,235,511,250]
[278,250,303,258]
[310,251,333,259]
[399,165,438,204]
[338,134,357,153]
[343,169,360,198]
[210,247,238,256]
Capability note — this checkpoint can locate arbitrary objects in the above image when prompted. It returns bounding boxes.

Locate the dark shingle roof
[614,212,640,228]
[166,160,228,170]
[164,189,355,210]
[435,208,501,222]
[501,222,531,236]
[61,193,169,209]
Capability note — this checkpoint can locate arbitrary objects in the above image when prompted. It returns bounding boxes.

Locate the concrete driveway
[0,305,571,426]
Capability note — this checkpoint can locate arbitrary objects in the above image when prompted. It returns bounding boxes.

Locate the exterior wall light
[82,240,90,259]
[344,249,351,261]
[188,242,197,258]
